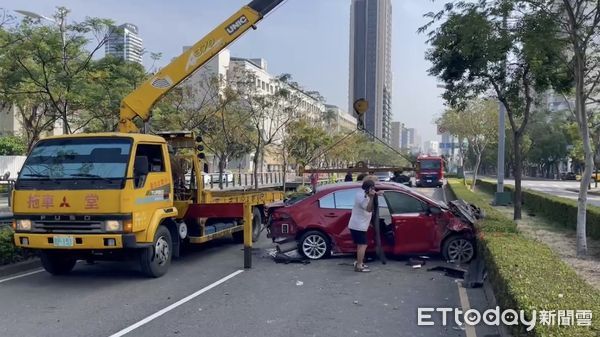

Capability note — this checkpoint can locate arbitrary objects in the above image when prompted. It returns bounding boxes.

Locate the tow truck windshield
[16,138,132,190]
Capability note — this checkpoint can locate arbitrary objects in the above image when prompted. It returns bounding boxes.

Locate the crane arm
[119,0,285,133]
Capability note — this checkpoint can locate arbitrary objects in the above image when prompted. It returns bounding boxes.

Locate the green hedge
[476,179,600,240]
[448,179,600,336]
[0,227,30,265]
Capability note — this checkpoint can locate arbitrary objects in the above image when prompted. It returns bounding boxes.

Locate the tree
[77,56,147,132]
[422,0,569,219]
[231,71,304,189]
[201,104,254,189]
[0,8,115,135]
[521,0,600,256]
[439,99,498,190]
[526,109,569,178]
[284,118,329,169]
[0,136,26,155]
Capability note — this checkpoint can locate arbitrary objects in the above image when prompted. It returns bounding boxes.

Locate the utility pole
[493,1,510,205]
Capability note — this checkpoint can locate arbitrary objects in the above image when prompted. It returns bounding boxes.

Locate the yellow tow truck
[11,0,287,277]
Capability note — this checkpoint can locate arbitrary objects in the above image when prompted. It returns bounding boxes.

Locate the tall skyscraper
[349,0,393,143]
[391,121,402,150]
[105,23,143,64]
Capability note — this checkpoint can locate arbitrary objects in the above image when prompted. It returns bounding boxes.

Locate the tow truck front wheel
[140,226,172,278]
[40,251,77,276]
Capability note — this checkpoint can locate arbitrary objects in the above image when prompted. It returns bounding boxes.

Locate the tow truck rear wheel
[140,225,172,278]
[40,251,76,275]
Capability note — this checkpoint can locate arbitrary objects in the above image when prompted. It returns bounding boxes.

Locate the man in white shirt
[348,179,382,272]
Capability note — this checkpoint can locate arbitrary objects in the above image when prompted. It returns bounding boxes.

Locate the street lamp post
[15,9,69,135]
[494,101,511,205]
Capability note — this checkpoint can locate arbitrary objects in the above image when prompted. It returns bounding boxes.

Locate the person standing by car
[310,172,318,193]
[348,179,382,272]
[344,171,353,182]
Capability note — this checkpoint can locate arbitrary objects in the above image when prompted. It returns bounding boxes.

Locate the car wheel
[299,230,331,260]
[442,235,475,263]
[40,251,77,275]
[140,225,172,278]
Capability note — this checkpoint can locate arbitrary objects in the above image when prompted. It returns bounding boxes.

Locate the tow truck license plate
[53,236,74,247]
[427,179,432,183]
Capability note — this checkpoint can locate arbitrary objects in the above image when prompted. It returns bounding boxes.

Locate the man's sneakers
[353,261,371,272]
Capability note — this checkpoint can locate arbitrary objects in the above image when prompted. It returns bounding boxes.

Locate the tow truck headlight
[104,220,123,232]
[16,219,32,231]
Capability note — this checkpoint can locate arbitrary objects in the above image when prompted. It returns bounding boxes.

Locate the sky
[3,0,448,143]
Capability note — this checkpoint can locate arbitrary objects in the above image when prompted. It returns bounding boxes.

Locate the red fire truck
[415,155,444,188]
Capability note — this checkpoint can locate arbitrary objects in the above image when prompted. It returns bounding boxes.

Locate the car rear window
[319,188,361,209]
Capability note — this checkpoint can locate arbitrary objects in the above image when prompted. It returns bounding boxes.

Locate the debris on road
[427,265,466,279]
[407,257,427,267]
[296,280,304,286]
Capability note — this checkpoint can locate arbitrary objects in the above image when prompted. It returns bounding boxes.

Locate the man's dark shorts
[350,229,367,245]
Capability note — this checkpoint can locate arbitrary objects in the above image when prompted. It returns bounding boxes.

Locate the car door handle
[324,213,337,217]
[395,219,408,223]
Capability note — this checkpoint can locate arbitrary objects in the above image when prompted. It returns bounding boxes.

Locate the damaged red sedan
[266,182,480,263]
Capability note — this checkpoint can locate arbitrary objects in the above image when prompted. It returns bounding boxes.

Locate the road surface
[0,186,500,337]
[498,178,600,207]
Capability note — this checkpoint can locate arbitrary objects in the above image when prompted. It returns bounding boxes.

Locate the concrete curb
[483,279,512,337]
[0,258,41,278]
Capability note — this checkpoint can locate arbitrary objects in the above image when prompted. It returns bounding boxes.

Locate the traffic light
[195,133,208,172]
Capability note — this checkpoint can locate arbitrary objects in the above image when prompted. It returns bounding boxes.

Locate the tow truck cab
[416,155,444,187]
[11,133,181,272]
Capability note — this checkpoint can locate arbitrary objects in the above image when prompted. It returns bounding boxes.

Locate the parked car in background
[560,172,577,181]
[373,171,393,182]
[210,170,234,184]
[266,182,481,263]
[185,172,212,186]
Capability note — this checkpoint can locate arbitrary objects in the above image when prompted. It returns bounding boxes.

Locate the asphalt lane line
[0,269,44,284]
[108,269,244,337]
[457,283,477,337]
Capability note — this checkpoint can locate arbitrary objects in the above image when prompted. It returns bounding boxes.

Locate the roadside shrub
[476,179,600,240]
[0,227,22,265]
[447,180,600,336]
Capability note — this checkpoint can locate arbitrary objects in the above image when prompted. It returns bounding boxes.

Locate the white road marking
[457,283,477,337]
[108,269,244,337]
[0,269,44,284]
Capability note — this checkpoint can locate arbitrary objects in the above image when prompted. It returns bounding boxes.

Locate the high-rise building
[391,121,403,150]
[348,0,393,143]
[105,23,143,64]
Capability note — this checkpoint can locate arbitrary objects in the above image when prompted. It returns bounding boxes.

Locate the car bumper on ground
[13,233,145,250]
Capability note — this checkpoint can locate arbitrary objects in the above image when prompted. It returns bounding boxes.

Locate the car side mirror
[428,206,442,216]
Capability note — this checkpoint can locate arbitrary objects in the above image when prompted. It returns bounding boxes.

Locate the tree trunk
[253,147,260,190]
[513,132,523,220]
[576,62,590,257]
[471,152,482,192]
[218,157,226,190]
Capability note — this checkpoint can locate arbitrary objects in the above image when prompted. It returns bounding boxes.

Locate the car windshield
[16,138,132,190]
[419,160,441,170]
[374,172,391,178]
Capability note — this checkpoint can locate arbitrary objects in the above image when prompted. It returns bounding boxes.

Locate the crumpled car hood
[448,199,484,226]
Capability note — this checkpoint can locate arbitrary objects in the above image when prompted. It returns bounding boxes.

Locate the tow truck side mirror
[134,156,149,176]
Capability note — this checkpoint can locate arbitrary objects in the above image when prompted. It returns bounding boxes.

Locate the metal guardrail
[202,171,290,190]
